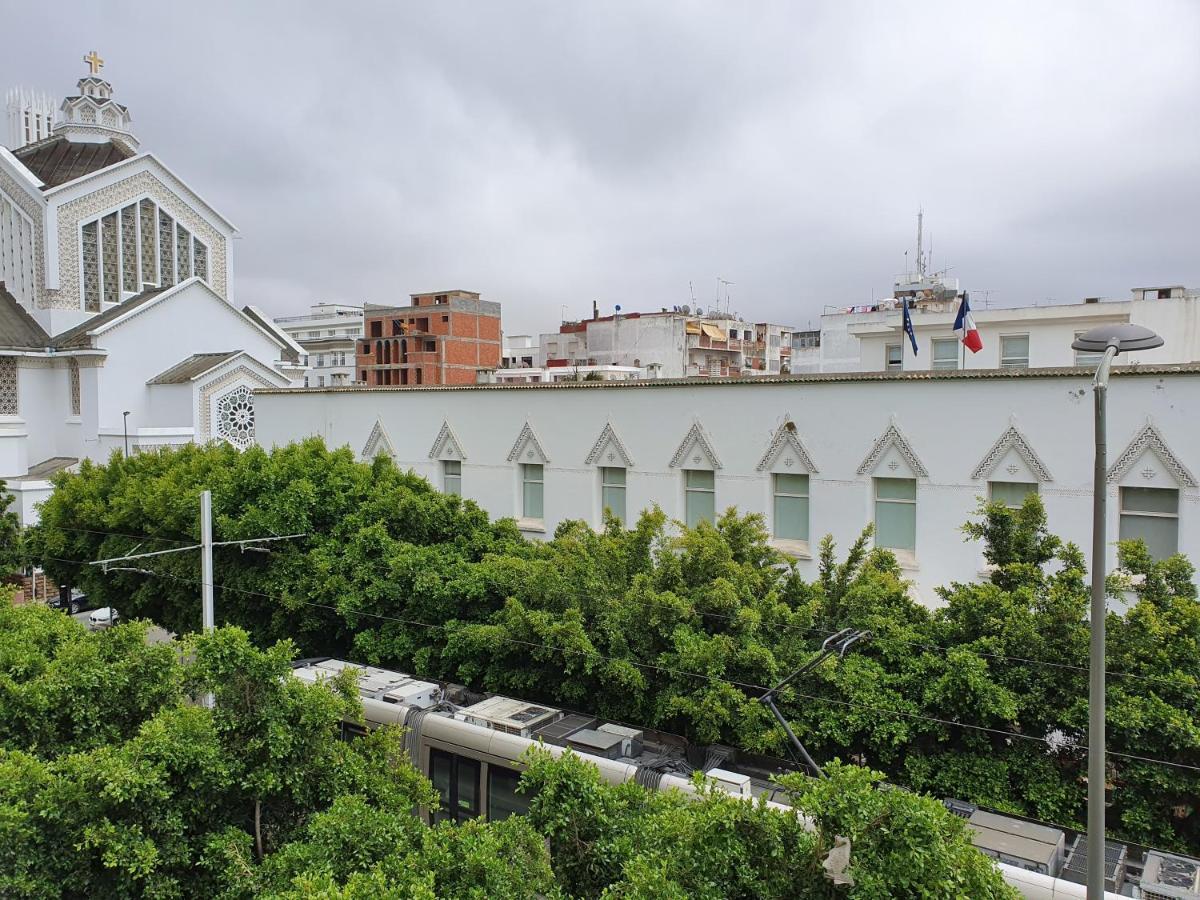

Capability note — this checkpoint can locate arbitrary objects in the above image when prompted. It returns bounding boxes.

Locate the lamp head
[1071,323,1164,354]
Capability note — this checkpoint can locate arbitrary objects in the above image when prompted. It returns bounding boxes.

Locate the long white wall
[253,369,1200,604]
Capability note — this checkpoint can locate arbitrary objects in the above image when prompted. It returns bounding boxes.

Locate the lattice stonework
[68,359,80,415]
[81,220,100,311]
[0,171,46,309]
[120,203,137,292]
[138,199,157,286]
[101,212,118,304]
[176,223,191,280]
[216,385,255,448]
[0,358,17,415]
[193,238,207,281]
[55,170,228,310]
[158,208,175,287]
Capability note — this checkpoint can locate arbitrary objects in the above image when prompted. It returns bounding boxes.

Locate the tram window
[430,748,480,825]
[487,765,529,821]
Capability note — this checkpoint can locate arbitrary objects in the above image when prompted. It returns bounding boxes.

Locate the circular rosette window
[216,385,255,448]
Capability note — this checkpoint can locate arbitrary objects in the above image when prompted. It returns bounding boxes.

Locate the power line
[46,554,1200,777]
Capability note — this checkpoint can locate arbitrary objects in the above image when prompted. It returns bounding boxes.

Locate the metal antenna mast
[916,208,926,277]
[758,628,871,778]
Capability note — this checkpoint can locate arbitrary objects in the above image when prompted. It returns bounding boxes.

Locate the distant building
[501,334,539,370]
[356,290,501,386]
[489,364,644,384]
[817,286,1200,373]
[274,303,363,387]
[512,310,799,379]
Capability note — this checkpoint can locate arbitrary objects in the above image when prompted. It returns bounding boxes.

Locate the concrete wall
[253,369,1200,605]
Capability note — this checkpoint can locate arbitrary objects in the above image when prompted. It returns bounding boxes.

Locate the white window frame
[1118,486,1179,560]
[521,463,544,523]
[684,469,715,527]
[999,333,1030,369]
[1074,331,1105,367]
[988,480,1038,509]
[443,459,462,496]
[874,477,917,554]
[772,472,810,546]
[600,466,626,524]
[885,343,902,371]
[931,338,959,370]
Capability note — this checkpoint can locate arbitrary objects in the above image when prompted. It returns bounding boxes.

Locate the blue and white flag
[902,298,919,355]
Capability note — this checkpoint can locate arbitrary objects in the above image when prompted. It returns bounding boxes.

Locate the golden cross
[83,50,104,76]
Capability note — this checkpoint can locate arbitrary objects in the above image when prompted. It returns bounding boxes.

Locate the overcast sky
[3,1,1198,333]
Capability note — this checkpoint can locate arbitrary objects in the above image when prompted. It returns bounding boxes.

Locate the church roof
[147,351,240,384]
[12,134,135,189]
[52,286,168,347]
[0,284,51,350]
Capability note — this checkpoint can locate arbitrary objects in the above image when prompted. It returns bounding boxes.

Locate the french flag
[954,293,983,354]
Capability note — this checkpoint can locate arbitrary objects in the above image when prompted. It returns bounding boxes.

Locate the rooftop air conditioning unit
[597,723,643,758]
[456,696,561,738]
[1141,850,1200,900]
[705,767,752,798]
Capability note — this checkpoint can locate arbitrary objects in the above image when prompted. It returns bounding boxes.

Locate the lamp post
[122,411,131,459]
[1070,323,1163,899]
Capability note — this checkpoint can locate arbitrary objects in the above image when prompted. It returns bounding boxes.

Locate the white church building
[1,54,303,522]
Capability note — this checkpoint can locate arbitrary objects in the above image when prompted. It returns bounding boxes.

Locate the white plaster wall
[824,299,1200,373]
[254,372,1200,605]
[16,359,63,466]
[90,283,283,451]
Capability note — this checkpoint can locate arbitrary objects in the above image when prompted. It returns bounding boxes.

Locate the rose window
[216,385,255,447]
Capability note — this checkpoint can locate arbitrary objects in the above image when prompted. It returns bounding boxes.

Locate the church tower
[53,51,139,151]
[5,87,56,150]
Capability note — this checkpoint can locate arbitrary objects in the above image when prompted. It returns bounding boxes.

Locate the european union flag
[902,298,918,355]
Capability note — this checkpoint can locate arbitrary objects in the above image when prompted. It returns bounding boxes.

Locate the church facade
[1,54,303,522]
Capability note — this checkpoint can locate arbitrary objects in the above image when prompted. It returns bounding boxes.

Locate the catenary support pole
[1087,343,1117,900]
[201,489,215,708]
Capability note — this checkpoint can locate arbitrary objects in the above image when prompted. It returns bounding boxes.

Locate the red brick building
[357,290,501,386]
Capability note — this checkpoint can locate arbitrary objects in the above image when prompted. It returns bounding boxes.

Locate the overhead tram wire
[37,543,1199,695]
[43,554,1200,777]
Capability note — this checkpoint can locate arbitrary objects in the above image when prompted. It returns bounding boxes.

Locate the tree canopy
[30,440,1200,856]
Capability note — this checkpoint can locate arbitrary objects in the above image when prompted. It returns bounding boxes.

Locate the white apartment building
[515,312,798,379]
[274,302,364,386]
[253,366,1200,606]
[490,364,644,384]
[809,286,1200,374]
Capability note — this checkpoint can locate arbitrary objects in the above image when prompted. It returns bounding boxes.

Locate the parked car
[88,607,120,629]
[51,587,94,615]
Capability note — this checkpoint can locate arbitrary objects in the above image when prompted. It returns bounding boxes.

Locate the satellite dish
[615,304,622,312]
[681,305,691,315]
[696,307,705,317]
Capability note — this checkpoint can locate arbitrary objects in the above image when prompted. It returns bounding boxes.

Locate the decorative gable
[362,420,396,461]
[856,421,927,478]
[1107,422,1197,488]
[427,420,467,461]
[584,422,634,467]
[756,418,819,474]
[971,425,1053,483]
[507,421,550,464]
[669,421,721,470]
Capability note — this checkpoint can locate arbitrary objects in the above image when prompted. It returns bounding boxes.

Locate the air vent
[1061,836,1127,893]
[1141,850,1200,900]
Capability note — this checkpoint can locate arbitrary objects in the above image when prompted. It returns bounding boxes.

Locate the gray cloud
[3,0,1198,333]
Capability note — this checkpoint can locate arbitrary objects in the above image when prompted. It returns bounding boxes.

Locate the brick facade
[356,290,502,386]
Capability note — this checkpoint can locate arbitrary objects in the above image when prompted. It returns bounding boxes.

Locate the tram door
[430,748,480,824]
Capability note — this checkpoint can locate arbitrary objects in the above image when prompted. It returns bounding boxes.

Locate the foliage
[30,440,1200,855]
[0,478,24,573]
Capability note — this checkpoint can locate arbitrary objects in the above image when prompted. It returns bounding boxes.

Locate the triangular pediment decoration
[756,418,819,473]
[362,420,396,461]
[971,425,1053,482]
[856,420,928,477]
[1107,422,1196,487]
[584,422,634,467]
[507,421,550,464]
[427,420,467,461]
[669,421,722,470]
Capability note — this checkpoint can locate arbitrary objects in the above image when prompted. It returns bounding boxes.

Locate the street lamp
[1070,323,1163,899]
[122,411,131,459]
